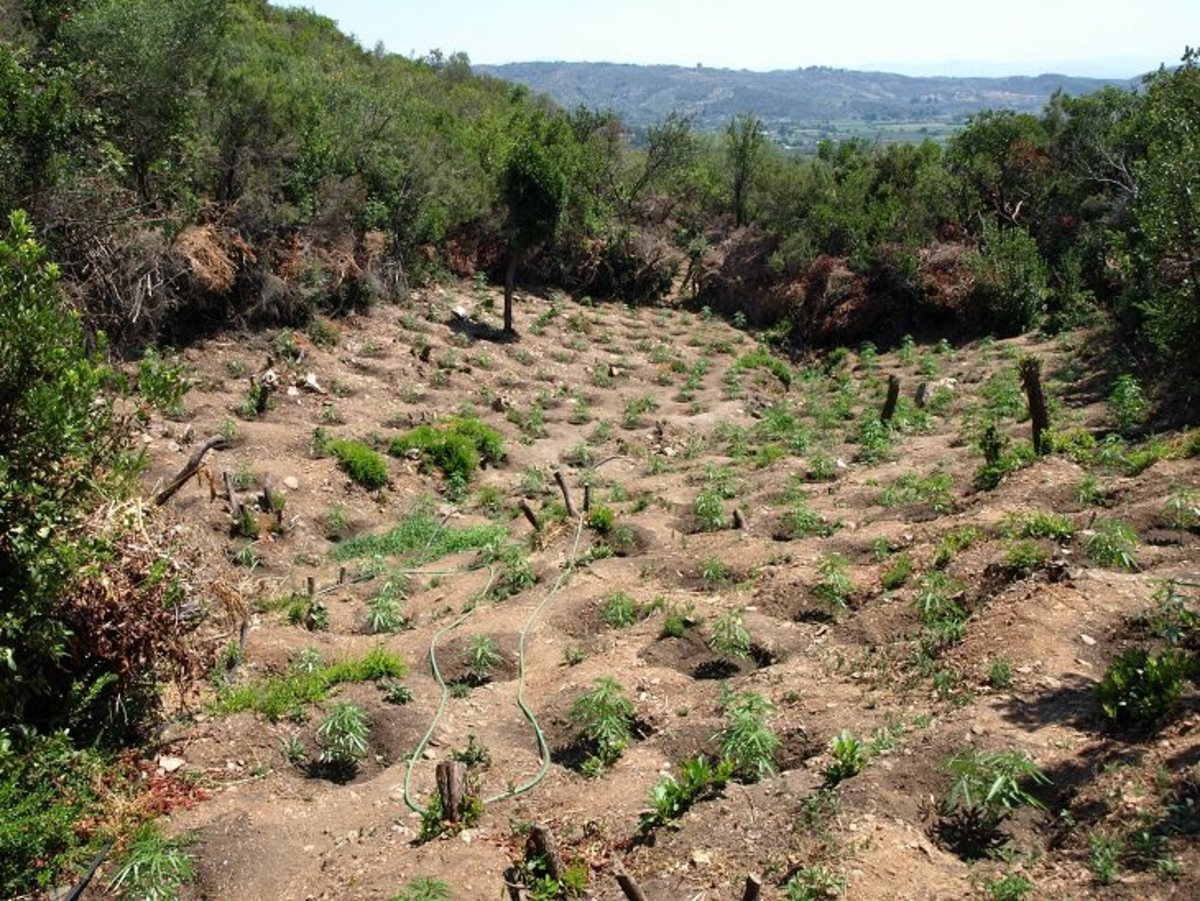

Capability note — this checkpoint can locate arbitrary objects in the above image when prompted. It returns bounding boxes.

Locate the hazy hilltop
[478,60,1137,146]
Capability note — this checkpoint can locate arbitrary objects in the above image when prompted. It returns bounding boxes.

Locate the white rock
[157,755,185,773]
[283,476,300,491]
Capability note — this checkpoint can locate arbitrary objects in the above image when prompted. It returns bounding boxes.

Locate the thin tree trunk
[504,252,519,335]
[881,375,901,423]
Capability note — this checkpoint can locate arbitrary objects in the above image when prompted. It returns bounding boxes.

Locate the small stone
[287,386,300,397]
[690,849,711,867]
[157,755,185,773]
[1080,633,1097,646]
[283,476,300,491]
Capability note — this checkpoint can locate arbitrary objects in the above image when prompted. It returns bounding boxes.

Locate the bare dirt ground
[110,283,1198,899]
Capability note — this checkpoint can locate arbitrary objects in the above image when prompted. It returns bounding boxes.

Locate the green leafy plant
[814,554,854,617]
[136,347,191,418]
[316,702,369,773]
[640,755,734,831]
[1085,519,1139,570]
[824,730,866,785]
[785,865,847,900]
[600,592,640,628]
[1108,374,1146,436]
[938,748,1048,853]
[708,608,751,662]
[934,526,985,568]
[715,691,780,782]
[1096,647,1193,731]
[570,677,635,772]
[881,553,913,590]
[693,487,728,531]
[585,503,616,534]
[983,872,1034,901]
[391,876,452,901]
[108,822,195,901]
[463,634,503,684]
[1089,832,1123,884]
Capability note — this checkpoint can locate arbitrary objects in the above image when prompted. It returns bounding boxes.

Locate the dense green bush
[390,417,505,484]
[965,221,1049,335]
[0,212,120,726]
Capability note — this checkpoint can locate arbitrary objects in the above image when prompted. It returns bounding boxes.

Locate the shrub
[965,220,1049,335]
[1108,374,1146,436]
[328,439,389,490]
[136,346,191,417]
[0,212,131,728]
[693,488,727,531]
[1096,647,1193,731]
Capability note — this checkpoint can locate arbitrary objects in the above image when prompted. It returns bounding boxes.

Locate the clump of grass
[1097,647,1193,731]
[108,822,195,900]
[1000,511,1075,541]
[735,349,793,387]
[328,438,389,490]
[212,647,406,720]
[331,503,506,563]
[934,525,985,568]
[880,552,913,590]
[878,471,954,513]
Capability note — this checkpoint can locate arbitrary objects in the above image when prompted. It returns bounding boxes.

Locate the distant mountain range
[477,61,1138,149]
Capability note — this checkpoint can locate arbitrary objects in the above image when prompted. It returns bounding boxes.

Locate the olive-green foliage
[641,754,734,831]
[964,220,1049,335]
[390,417,504,484]
[328,438,389,489]
[939,748,1048,848]
[0,212,124,727]
[108,821,196,901]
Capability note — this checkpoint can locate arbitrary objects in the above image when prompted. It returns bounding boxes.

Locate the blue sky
[281,1,1197,76]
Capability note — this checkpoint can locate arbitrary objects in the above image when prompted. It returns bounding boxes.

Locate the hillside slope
[125,285,1199,900]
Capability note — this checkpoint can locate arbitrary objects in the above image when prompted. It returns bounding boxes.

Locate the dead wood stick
[502,866,523,901]
[613,859,648,901]
[554,470,578,518]
[583,483,592,513]
[518,498,542,532]
[742,873,763,901]
[154,435,228,505]
[732,508,746,530]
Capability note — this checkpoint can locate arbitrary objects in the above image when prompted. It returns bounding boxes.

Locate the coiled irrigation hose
[402,514,587,814]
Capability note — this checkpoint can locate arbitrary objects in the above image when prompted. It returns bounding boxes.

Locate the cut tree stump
[518,499,541,532]
[881,374,901,422]
[732,508,747,530]
[528,824,564,881]
[1019,356,1051,455]
[436,760,467,822]
[742,873,763,901]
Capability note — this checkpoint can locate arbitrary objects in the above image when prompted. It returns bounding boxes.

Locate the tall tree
[500,111,574,335]
[726,113,765,227]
